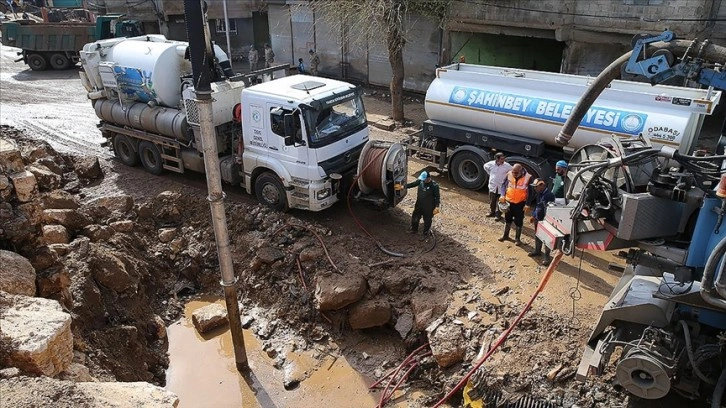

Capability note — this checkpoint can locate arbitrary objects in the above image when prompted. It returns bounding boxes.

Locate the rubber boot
[542,248,552,266]
[498,223,511,242]
[529,239,542,257]
[514,227,523,246]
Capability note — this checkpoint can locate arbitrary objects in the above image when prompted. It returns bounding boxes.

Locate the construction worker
[308,49,320,76]
[483,152,512,220]
[527,178,555,265]
[497,164,531,245]
[297,58,306,74]
[552,160,568,201]
[396,171,440,238]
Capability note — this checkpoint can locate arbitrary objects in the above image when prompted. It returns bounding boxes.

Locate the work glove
[394,183,404,191]
[433,208,440,216]
[529,216,536,224]
[498,197,506,203]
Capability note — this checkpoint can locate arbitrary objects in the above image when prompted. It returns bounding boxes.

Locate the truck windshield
[303,95,366,147]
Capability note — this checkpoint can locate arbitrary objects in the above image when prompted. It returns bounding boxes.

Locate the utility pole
[222,0,232,62]
[183,0,248,372]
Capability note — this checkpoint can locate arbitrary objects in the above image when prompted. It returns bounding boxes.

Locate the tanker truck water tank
[425,64,720,153]
[100,37,190,108]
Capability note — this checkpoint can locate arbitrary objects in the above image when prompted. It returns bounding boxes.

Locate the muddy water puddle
[166,298,408,407]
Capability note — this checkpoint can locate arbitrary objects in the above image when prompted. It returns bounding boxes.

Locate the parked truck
[78,35,408,212]
[409,63,720,189]
[1,14,142,70]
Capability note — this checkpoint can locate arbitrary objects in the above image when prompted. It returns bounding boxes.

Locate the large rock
[27,164,61,191]
[0,250,36,296]
[0,138,24,173]
[43,209,92,230]
[315,273,366,311]
[73,157,102,180]
[191,303,228,333]
[0,174,12,201]
[109,220,135,233]
[43,224,70,245]
[9,170,38,202]
[0,377,179,407]
[88,194,134,214]
[88,248,135,293]
[0,292,73,376]
[42,190,80,210]
[36,265,72,309]
[35,157,64,175]
[257,247,284,264]
[348,299,391,329]
[81,224,114,242]
[427,320,466,368]
[411,295,448,331]
[152,191,183,225]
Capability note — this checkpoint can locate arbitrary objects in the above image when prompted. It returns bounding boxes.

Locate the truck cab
[240,75,369,211]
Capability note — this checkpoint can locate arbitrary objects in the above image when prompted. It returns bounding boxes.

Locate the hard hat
[556,160,568,169]
[498,200,510,213]
[418,171,429,181]
[530,178,546,187]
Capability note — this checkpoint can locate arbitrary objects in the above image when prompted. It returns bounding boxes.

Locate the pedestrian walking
[248,45,259,72]
[483,152,512,220]
[497,164,531,245]
[264,43,275,68]
[395,171,440,238]
[308,50,320,76]
[297,58,306,74]
[552,160,568,201]
[527,178,555,265]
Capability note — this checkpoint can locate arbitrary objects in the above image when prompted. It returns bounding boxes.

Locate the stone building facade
[92,0,725,92]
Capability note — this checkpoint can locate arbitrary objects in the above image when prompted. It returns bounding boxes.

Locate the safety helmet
[556,160,568,169]
[418,171,429,181]
[498,200,510,213]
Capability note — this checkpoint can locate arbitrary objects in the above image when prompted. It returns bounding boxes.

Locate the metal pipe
[184,0,247,371]
[222,0,232,61]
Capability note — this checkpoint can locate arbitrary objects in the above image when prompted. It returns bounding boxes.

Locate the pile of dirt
[1,126,635,407]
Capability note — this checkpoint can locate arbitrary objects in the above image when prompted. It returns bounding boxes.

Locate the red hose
[431,251,563,407]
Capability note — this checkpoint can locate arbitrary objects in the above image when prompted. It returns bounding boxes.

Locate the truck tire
[113,135,139,167]
[450,151,488,190]
[255,172,289,211]
[138,141,163,175]
[49,53,71,70]
[27,54,48,71]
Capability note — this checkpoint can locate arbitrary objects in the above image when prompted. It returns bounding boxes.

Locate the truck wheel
[27,54,48,71]
[49,53,71,70]
[138,141,163,175]
[113,135,139,167]
[450,151,488,190]
[255,172,289,211]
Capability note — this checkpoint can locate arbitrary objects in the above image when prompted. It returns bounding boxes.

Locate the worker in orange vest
[497,164,531,245]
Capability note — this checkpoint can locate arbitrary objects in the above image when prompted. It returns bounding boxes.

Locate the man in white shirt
[483,152,512,220]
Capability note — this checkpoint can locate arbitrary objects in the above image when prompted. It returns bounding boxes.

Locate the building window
[215,19,237,34]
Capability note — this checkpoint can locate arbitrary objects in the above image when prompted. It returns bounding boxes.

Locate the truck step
[160,153,183,174]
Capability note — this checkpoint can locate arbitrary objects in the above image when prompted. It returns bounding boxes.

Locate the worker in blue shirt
[396,171,440,237]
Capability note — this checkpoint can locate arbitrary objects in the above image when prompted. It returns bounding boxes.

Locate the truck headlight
[316,188,331,200]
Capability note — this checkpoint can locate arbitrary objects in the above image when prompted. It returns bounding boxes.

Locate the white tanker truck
[411,63,721,188]
[78,35,408,211]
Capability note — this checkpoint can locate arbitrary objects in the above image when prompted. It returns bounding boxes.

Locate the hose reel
[357,141,408,207]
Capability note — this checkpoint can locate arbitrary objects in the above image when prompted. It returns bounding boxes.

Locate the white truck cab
[240,75,370,211]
